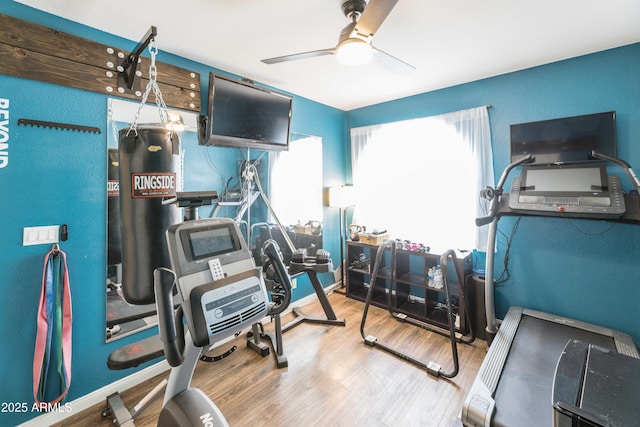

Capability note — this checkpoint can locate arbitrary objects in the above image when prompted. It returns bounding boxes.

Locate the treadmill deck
[461,306,638,427]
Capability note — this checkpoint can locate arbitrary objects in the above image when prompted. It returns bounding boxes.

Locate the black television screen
[510,111,616,165]
[199,72,292,151]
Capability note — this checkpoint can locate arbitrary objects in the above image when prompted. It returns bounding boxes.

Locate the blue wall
[347,43,640,348]
[3,1,640,425]
[0,3,346,425]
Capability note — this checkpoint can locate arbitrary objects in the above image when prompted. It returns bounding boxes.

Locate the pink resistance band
[33,246,72,408]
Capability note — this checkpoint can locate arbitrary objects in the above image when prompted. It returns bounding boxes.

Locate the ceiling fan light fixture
[336,38,373,66]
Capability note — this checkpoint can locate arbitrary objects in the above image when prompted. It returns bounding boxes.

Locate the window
[350,106,493,252]
[269,134,323,227]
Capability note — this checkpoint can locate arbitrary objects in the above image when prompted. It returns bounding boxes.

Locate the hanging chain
[127,38,174,136]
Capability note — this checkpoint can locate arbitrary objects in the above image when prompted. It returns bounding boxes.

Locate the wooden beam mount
[0,14,200,112]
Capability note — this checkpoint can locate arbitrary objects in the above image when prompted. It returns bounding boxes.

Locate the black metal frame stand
[248,254,346,368]
[359,241,475,379]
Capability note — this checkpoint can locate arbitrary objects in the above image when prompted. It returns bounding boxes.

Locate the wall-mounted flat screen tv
[510,111,616,165]
[199,72,293,151]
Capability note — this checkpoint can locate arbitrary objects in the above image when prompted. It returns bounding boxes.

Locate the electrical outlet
[23,225,59,246]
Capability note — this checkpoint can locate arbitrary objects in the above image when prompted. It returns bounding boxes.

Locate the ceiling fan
[261,0,415,74]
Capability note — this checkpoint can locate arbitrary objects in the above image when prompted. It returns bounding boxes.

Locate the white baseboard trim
[19,282,339,426]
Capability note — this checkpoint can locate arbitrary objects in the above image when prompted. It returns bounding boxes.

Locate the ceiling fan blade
[262,48,336,64]
[371,45,415,75]
[356,0,399,37]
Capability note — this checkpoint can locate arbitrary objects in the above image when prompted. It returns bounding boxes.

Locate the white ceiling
[15,0,640,111]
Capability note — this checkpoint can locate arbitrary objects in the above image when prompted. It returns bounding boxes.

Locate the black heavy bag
[119,126,181,304]
[107,148,122,266]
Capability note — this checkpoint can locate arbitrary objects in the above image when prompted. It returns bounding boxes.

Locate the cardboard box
[358,233,390,245]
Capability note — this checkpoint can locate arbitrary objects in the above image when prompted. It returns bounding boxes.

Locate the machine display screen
[520,165,608,195]
[183,224,240,261]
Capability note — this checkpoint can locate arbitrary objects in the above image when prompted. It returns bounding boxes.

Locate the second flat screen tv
[199,72,293,151]
[510,111,616,165]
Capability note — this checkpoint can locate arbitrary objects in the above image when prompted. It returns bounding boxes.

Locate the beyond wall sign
[0,98,8,168]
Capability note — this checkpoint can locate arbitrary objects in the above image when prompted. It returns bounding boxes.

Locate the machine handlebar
[475,214,494,227]
[592,150,640,193]
[263,240,293,316]
[154,267,184,367]
[476,154,533,226]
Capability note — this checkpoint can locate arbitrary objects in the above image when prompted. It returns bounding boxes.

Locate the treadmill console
[508,164,626,218]
[166,218,269,347]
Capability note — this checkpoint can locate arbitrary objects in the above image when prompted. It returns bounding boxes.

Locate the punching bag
[119,126,181,304]
[107,148,122,266]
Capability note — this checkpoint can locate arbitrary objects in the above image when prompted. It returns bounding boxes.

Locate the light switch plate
[23,225,60,246]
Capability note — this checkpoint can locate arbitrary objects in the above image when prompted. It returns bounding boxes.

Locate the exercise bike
[104,192,292,426]
[154,216,292,426]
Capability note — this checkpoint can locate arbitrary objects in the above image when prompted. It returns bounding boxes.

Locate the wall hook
[120,26,158,89]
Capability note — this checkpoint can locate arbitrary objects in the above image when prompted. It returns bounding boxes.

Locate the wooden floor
[56,292,486,427]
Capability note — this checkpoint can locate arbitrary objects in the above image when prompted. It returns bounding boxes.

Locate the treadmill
[461,152,640,427]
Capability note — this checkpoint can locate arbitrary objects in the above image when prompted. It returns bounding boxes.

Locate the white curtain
[350,106,494,252]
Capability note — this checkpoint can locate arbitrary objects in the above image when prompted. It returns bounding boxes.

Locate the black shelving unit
[346,240,472,334]
[345,241,392,306]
